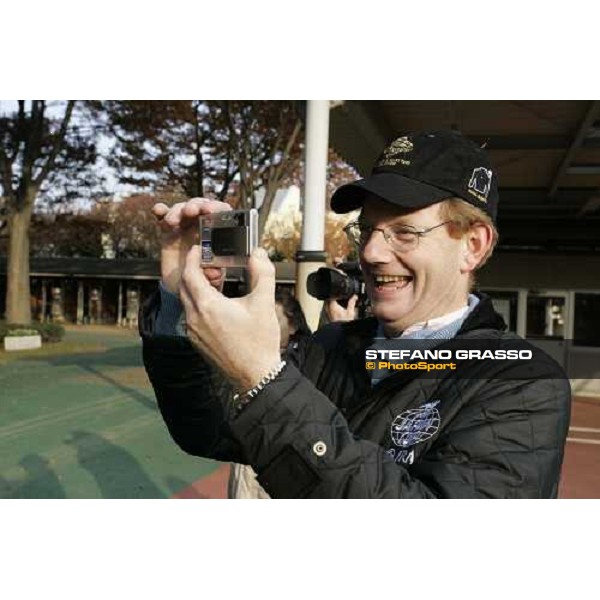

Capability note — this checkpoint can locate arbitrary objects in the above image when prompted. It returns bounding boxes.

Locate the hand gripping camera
[199,209,259,268]
[307,262,370,318]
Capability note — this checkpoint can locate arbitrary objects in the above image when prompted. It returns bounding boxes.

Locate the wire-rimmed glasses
[343,220,451,253]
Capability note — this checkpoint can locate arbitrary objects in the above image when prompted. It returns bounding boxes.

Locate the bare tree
[100,101,304,238]
[217,101,303,236]
[0,101,97,323]
[95,101,239,199]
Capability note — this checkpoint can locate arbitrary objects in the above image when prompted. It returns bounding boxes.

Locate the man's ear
[460,223,494,274]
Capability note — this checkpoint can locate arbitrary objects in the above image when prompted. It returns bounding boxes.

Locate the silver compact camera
[199,209,259,268]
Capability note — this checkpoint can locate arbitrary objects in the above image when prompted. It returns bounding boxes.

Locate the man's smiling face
[359,195,470,335]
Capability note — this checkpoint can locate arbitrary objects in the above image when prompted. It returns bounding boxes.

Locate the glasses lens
[388,226,419,251]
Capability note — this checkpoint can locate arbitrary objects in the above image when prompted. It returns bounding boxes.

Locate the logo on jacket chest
[386,401,441,465]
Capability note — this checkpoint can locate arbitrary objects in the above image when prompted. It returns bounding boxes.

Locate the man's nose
[360,229,392,264]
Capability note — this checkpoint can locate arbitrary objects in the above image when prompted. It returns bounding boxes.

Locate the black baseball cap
[331,130,499,221]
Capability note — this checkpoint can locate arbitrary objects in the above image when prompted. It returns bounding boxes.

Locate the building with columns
[0,257,297,327]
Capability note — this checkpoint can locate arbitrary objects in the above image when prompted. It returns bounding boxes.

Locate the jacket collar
[343,291,505,342]
[457,291,506,334]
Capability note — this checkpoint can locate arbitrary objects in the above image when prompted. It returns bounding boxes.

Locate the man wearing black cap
[141,130,571,498]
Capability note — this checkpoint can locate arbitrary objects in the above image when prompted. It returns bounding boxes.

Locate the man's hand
[325,294,358,323]
[180,245,282,392]
[152,198,231,295]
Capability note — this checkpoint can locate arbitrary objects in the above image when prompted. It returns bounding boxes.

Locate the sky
[0,100,149,206]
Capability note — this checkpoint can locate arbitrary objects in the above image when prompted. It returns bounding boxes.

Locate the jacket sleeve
[416,375,572,499]
[226,363,571,498]
[140,289,243,463]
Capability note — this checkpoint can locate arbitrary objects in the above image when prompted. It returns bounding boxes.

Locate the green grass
[0,326,221,498]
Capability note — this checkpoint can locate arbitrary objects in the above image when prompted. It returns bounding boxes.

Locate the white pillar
[295,100,330,331]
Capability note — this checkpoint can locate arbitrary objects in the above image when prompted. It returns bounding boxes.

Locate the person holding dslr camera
[140,130,570,498]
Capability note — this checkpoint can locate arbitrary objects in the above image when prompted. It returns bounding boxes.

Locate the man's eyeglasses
[343,220,451,253]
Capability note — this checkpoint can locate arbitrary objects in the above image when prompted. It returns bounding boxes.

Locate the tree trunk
[6,203,34,324]
[257,119,302,240]
[258,188,277,240]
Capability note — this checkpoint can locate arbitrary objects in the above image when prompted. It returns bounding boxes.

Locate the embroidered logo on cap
[377,136,414,168]
[467,167,493,203]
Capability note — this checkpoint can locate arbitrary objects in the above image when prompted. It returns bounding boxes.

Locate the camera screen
[199,209,257,266]
[211,226,248,256]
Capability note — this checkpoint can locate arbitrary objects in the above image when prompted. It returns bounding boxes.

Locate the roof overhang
[329,100,600,252]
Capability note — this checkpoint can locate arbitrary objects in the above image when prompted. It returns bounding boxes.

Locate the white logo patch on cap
[467,167,493,203]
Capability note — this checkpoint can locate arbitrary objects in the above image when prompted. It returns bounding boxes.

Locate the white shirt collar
[377,294,480,339]
[400,303,471,337]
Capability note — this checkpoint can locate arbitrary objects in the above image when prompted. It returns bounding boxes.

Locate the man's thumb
[247,247,275,299]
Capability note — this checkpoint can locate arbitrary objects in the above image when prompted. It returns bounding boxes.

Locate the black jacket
[140,292,571,498]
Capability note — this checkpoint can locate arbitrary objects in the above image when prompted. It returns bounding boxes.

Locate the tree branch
[34,100,75,186]
[20,101,42,187]
[0,146,14,203]
[7,101,26,164]
[257,118,302,235]
[217,167,239,202]
[193,104,205,197]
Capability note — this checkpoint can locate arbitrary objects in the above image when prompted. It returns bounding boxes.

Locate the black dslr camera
[307,262,370,318]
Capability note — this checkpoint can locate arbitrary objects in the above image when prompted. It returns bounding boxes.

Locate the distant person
[274,287,312,353]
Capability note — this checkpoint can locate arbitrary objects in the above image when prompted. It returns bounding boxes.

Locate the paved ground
[0,326,220,499]
[1,326,599,499]
[558,396,600,499]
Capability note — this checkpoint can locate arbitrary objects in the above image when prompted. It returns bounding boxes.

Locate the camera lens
[307,268,358,301]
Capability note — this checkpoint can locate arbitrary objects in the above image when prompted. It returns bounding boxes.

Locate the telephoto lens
[307,266,362,301]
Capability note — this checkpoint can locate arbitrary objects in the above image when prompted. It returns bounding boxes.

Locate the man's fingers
[181,198,211,219]
[162,202,187,228]
[326,299,339,311]
[203,267,226,289]
[152,203,170,219]
[325,296,357,322]
[157,198,234,232]
[348,294,358,311]
[247,248,276,301]
[182,198,232,218]
[181,245,217,301]
[161,199,233,232]
[325,299,340,320]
